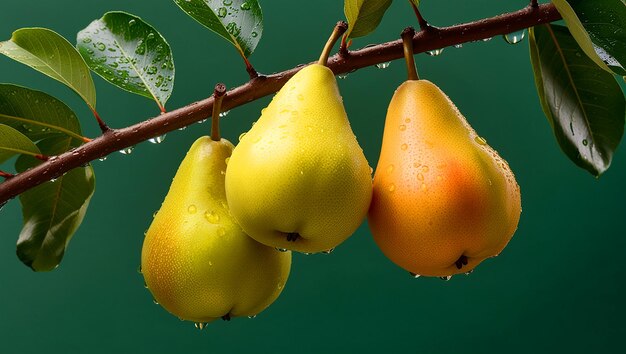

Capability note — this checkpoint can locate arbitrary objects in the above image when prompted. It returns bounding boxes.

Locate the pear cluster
[141,42,521,328]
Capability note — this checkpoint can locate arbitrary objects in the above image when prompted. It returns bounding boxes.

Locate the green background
[1,1,625,353]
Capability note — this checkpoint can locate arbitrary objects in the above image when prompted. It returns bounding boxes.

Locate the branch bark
[0,3,561,204]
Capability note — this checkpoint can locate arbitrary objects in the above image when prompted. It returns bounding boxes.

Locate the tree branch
[0,3,561,204]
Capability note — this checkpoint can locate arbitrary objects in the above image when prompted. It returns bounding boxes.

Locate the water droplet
[155,75,165,87]
[137,265,142,274]
[143,281,148,288]
[582,139,588,146]
[474,136,487,145]
[240,2,251,10]
[223,0,233,5]
[454,44,463,49]
[119,146,135,155]
[387,165,394,174]
[153,210,159,218]
[146,66,157,75]
[417,173,424,181]
[82,37,92,43]
[465,269,474,276]
[422,166,429,173]
[251,31,258,38]
[239,132,247,141]
[401,143,408,151]
[426,48,444,56]
[205,211,220,224]
[219,110,230,118]
[482,37,492,42]
[128,19,137,26]
[194,322,207,330]
[98,156,108,162]
[322,248,334,254]
[440,275,452,281]
[375,61,391,69]
[96,42,105,51]
[399,124,406,131]
[337,73,349,79]
[178,126,187,131]
[225,157,230,165]
[503,29,526,44]
[409,272,421,278]
[149,134,166,144]
[217,7,227,17]
[153,298,159,305]
[276,248,288,252]
[188,205,197,214]
[135,42,146,55]
[248,315,257,319]
[388,183,396,192]
[226,22,241,36]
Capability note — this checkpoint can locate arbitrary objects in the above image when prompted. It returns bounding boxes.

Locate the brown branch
[0,3,561,204]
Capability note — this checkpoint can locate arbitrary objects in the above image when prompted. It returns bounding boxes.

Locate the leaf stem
[0,170,14,179]
[244,57,259,79]
[91,109,110,133]
[401,27,419,81]
[318,21,348,66]
[409,0,429,31]
[211,83,227,142]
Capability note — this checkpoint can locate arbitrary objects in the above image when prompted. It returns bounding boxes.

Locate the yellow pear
[141,136,291,324]
[368,29,521,278]
[225,63,372,254]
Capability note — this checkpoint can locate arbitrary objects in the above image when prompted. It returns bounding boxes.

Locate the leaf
[15,136,95,271]
[77,12,175,111]
[173,0,263,58]
[554,0,626,76]
[0,84,84,142]
[344,0,393,39]
[529,24,626,176]
[0,28,97,110]
[0,123,41,163]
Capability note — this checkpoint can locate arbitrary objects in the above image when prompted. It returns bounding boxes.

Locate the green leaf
[551,0,626,75]
[0,123,41,163]
[344,0,393,39]
[0,84,84,142]
[0,28,97,110]
[565,0,625,76]
[173,0,263,58]
[529,24,626,176]
[15,136,95,271]
[77,12,175,111]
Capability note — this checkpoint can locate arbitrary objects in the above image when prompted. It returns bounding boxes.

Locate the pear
[141,136,291,324]
[225,25,372,254]
[368,29,521,278]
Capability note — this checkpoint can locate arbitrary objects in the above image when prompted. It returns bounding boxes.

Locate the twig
[0,3,561,204]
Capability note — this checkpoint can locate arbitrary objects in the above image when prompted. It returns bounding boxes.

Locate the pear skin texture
[225,64,373,254]
[368,80,521,277]
[141,137,291,323]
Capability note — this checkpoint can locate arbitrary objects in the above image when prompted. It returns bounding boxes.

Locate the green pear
[141,136,291,325]
[225,63,373,253]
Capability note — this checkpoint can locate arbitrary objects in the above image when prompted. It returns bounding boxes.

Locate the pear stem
[318,21,348,66]
[401,27,420,81]
[211,83,227,141]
